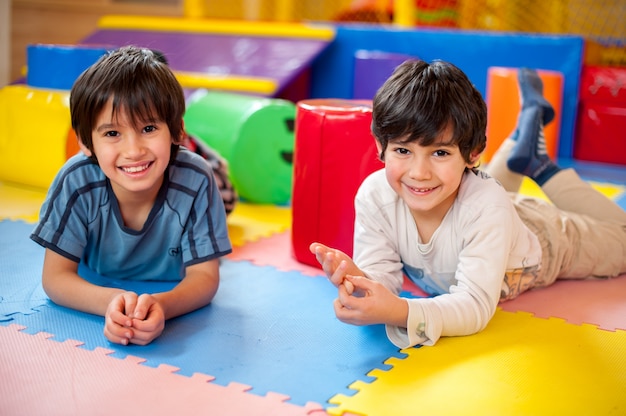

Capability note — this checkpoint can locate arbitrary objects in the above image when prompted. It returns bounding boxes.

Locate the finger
[333,297,363,326]
[127,331,152,346]
[117,291,138,317]
[108,296,131,323]
[345,275,374,292]
[309,242,323,255]
[320,250,337,272]
[131,294,153,320]
[128,322,164,346]
[309,243,328,264]
[337,282,354,306]
[131,314,163,333]
[328,260,348,286]
[103,322,133,346]
[108,308,132,328]
[343,279,355,295]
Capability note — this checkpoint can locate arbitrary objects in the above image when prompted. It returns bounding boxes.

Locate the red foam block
[574,65,626,165]
[291,99,383,268]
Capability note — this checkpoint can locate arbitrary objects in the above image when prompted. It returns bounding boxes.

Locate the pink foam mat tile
[227,231,325,277]
[500,273,626,331]
[0,324,327,416]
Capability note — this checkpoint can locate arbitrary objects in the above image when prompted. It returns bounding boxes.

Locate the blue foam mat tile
[0,221,48,320]
[1,220,407,406]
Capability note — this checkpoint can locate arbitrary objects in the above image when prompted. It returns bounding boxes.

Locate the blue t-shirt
[31,149,232,281]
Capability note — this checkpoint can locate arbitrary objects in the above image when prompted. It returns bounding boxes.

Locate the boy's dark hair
[70,46,185,164]
[372,59,487,164]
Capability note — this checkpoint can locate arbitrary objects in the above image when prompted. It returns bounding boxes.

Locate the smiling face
[79,99,173,202]
[377,124,476,224]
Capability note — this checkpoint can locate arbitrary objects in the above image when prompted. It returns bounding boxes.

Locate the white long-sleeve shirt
[353,169,542,348]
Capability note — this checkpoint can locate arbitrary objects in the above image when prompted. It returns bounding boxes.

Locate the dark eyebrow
[95,123,116,133]
[432,140,457,147]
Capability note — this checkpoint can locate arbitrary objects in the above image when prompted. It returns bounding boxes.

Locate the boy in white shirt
[310,60,626,348]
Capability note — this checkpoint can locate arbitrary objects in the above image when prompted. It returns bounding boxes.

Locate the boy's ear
[176,119,186,144]
[77,136,93,157]
[469,149,482,165]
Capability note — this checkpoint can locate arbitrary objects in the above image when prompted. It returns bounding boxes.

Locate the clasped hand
[104,291,165,345]
[309,243,405,327]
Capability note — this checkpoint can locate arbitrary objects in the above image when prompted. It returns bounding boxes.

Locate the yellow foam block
[0,85,71,189]
[174,71,278,95]
[98,15,336,41]
[328,309,626,415]
[227,202,291,246]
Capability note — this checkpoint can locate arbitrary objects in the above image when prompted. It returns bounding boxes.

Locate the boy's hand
[309,242,362,287]
[128,294,165,345]
[103,292,165,345]
[334,275,408,328]
[104,291,138,345]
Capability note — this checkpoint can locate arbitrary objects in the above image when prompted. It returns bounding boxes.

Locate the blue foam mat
[0,221,48,319]
[0,219,409,406]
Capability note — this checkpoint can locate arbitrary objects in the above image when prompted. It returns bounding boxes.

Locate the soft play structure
[184,90,296,205]
[310,26,585,160]
[291,99,382,267]
[82,15,335,99]
[0,18,335,204]
[1,12,624,204]
[0,44,109,190]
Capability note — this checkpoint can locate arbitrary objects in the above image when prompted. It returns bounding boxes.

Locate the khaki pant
[486,139,626,287]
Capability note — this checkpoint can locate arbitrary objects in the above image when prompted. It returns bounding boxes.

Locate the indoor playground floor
[1,162,626,415]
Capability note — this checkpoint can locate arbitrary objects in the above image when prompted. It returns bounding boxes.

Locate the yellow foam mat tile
[0,180,291,245]
[519,177,624,201]
[0,182,46,223]
[227,202,291,246]
[328,309,626,416]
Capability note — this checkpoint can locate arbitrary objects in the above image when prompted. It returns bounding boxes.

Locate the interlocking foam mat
[1,172,626,415]
[0,218,408,413]
[328,310,626,415]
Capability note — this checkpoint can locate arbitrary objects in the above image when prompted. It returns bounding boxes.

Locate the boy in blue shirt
[31,46,232,345]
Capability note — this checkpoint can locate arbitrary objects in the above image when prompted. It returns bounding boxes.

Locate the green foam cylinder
[184,90,296,205]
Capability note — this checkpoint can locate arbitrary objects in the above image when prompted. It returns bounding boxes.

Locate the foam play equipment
[183,90,296,205]
[0,44,108,189]
[26,44,108,90]
[0,85,72,189]
[79,15,334,98]
[574,65,626,166]
[484,67,564,163]
[291,99,383,268]
[352,50,416,99]
[310,27,584,159]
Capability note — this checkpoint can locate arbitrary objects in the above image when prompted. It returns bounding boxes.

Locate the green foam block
[184,90,296,205]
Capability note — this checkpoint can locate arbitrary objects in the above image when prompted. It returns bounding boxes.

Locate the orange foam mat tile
[500,273,626,331]
[0,324,327,416]
[227,203,291,246]
[228,231,324,277]
[327,309,626,416]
